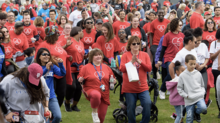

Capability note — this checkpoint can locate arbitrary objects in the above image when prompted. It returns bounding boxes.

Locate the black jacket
[182,23,191,33]
[125,25,148,45]
[139,20,149,28]
[0,45,7,78]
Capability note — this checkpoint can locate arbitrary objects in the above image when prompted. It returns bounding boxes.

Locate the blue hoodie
[42,63,66,99]
[38,8,50,22]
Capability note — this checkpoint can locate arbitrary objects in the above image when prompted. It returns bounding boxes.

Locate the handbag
[125,62,139,82]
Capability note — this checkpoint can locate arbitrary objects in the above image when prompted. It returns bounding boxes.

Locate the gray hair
[195,1,203,9]
[14,21,24,29]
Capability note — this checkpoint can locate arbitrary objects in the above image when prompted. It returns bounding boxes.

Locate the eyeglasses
[86,22,93,24]
[132,43,140,46]
[2,31,8,33]
[207,22,214,24]
[41,53,50,56]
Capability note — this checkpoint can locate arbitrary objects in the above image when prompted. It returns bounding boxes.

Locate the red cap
[9,3,14,6]
[204,11,211,15]
[28,63,43,86]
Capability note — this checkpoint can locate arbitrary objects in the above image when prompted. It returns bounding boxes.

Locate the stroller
[111,67,159,123]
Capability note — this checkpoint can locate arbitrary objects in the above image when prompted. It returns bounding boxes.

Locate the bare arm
[210,50,220,60]
[69,20,73,26]
[107,13,113,24]
[169,62,175,79]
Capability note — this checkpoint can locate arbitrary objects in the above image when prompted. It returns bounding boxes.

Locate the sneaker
[206,99,212,108]
[202,110,207,115]
[170,113,177,120]
[157,72,161,79]
[64,102,72,112]
[194,113,201,122]
[159,90,165,99]
[166,91,170,95]
[71,105,80,112]
[92,112,100,123]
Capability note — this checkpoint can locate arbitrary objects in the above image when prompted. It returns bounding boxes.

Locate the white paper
[125,62,139,82]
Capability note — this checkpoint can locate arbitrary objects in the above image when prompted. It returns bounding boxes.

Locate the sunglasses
[132,43,140,46]
[179,24,183,26]
[86,22,93,24]
[118,31,125,35]
[207,22,214,24]
[2,31,9,33]
[41,53,50,56]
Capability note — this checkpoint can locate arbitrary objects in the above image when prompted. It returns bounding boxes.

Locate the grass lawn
[60,78,220,123]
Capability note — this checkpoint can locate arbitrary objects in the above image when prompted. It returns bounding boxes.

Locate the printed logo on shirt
[157,25,165,32]
[77,14,82,19]
[84,37,92,44]
[13,38,21,45]
[45,72,53,77]
[119,25,126,29]
[94,71,105,79]
[215,20,220,25]
[172,37,183,49]
[105,43,113,51]
[38,31,41,34]
[206,35,215,42]
[23,28,32,35]
[0,55,4,59]
[5,46,12,55]
[60,31,65,35]
[121,46,127,53]
[75,45,83,53]
[55,46,63,54]
[131,31,140,36]
[9,26,14,31]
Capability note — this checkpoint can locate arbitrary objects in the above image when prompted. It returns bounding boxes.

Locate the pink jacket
[166,77,185,106]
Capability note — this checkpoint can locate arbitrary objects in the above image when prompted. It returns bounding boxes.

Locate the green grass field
[60,78,220,123]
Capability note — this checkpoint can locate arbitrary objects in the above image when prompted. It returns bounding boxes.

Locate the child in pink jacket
[166,61,185,123]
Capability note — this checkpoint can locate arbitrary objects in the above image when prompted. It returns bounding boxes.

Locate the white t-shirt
[69,10,82,27]
[195,43,210,64]
[209,41,220,70]
[172,47,198,68]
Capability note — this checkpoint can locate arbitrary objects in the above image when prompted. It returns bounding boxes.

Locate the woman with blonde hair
[168,9,178,21]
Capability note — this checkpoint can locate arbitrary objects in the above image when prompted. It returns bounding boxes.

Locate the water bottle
[111,59,116,68]
[110,75,114,90]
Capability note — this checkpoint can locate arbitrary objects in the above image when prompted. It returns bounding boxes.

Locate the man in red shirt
[23,13,39,48]
[44,9,58,28]
[112,10,130,40]
[213,7,220,27]
[5,11,16,31]
[0,12,7,28]
[150,9,170,79]
[190,1,205,29]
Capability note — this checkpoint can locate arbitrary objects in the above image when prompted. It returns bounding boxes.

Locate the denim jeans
[186,99,207,123]
[174,105,185,123]
[124,90,151,123]
[160,62,171,92]
[46,98,62,123]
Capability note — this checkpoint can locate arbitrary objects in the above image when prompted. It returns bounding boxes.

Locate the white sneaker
[157,72,161,80]
[92,112,100,123]
[166,91,170,95]
[159,90,165,99]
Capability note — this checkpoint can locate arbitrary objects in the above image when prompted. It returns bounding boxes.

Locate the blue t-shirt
[42,63,66,99]
[38,8,50,22]
[0,48,5,78]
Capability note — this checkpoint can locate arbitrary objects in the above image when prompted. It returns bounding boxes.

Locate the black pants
[161,67,167,83]
[54,76,67,107]
[150,45,158,79]
[66,73,82,102]
[6,64,15,74]
[212,70,220,111]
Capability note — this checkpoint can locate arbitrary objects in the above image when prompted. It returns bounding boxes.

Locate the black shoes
[71,105,81,112]
[194,113,201,122]
[206,99,212,108]
[64,102,72,112]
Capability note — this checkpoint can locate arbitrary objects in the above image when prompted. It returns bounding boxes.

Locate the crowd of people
[0,0,219,123]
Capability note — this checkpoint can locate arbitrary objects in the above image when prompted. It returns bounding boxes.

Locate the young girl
[36,48,66,123]
[166,61,185,123]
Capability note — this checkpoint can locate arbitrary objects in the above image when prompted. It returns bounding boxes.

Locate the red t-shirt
[60,37,85,73]
[81,29,97,49]
[202,30,217,49]
[151,3,158,12]
[9,30,29,62]
[23,24,38,47]
[119,51,152,94]
[190,12,204,29]
[184,6,190,12]
[1,41,16,66]
[143,22,151,46]
[36,41,68,79]
[25,4,32,10]
[112,21,130,39]
[163,1,170,6]
[43,20,58,28]
[213,16,220,26]
[1,3,8,11]
[78,63,114,105]
[162,32,185,63]
[35,27,46,49]
[150,19,170,45]
[130,28,142,40]
[5,22,15,31]
[58,25,65,36]
[117,41,128,54]
[95,35,119,59]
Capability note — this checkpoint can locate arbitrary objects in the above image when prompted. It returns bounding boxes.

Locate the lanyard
[92,63,102,82]
[131,52,140,75]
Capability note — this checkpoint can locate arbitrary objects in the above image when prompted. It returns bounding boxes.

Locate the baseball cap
[137,3,143,6]
[28,63,43,86]
[96,19,103,24]
[204,11,211,15]
[115,5,121,10]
